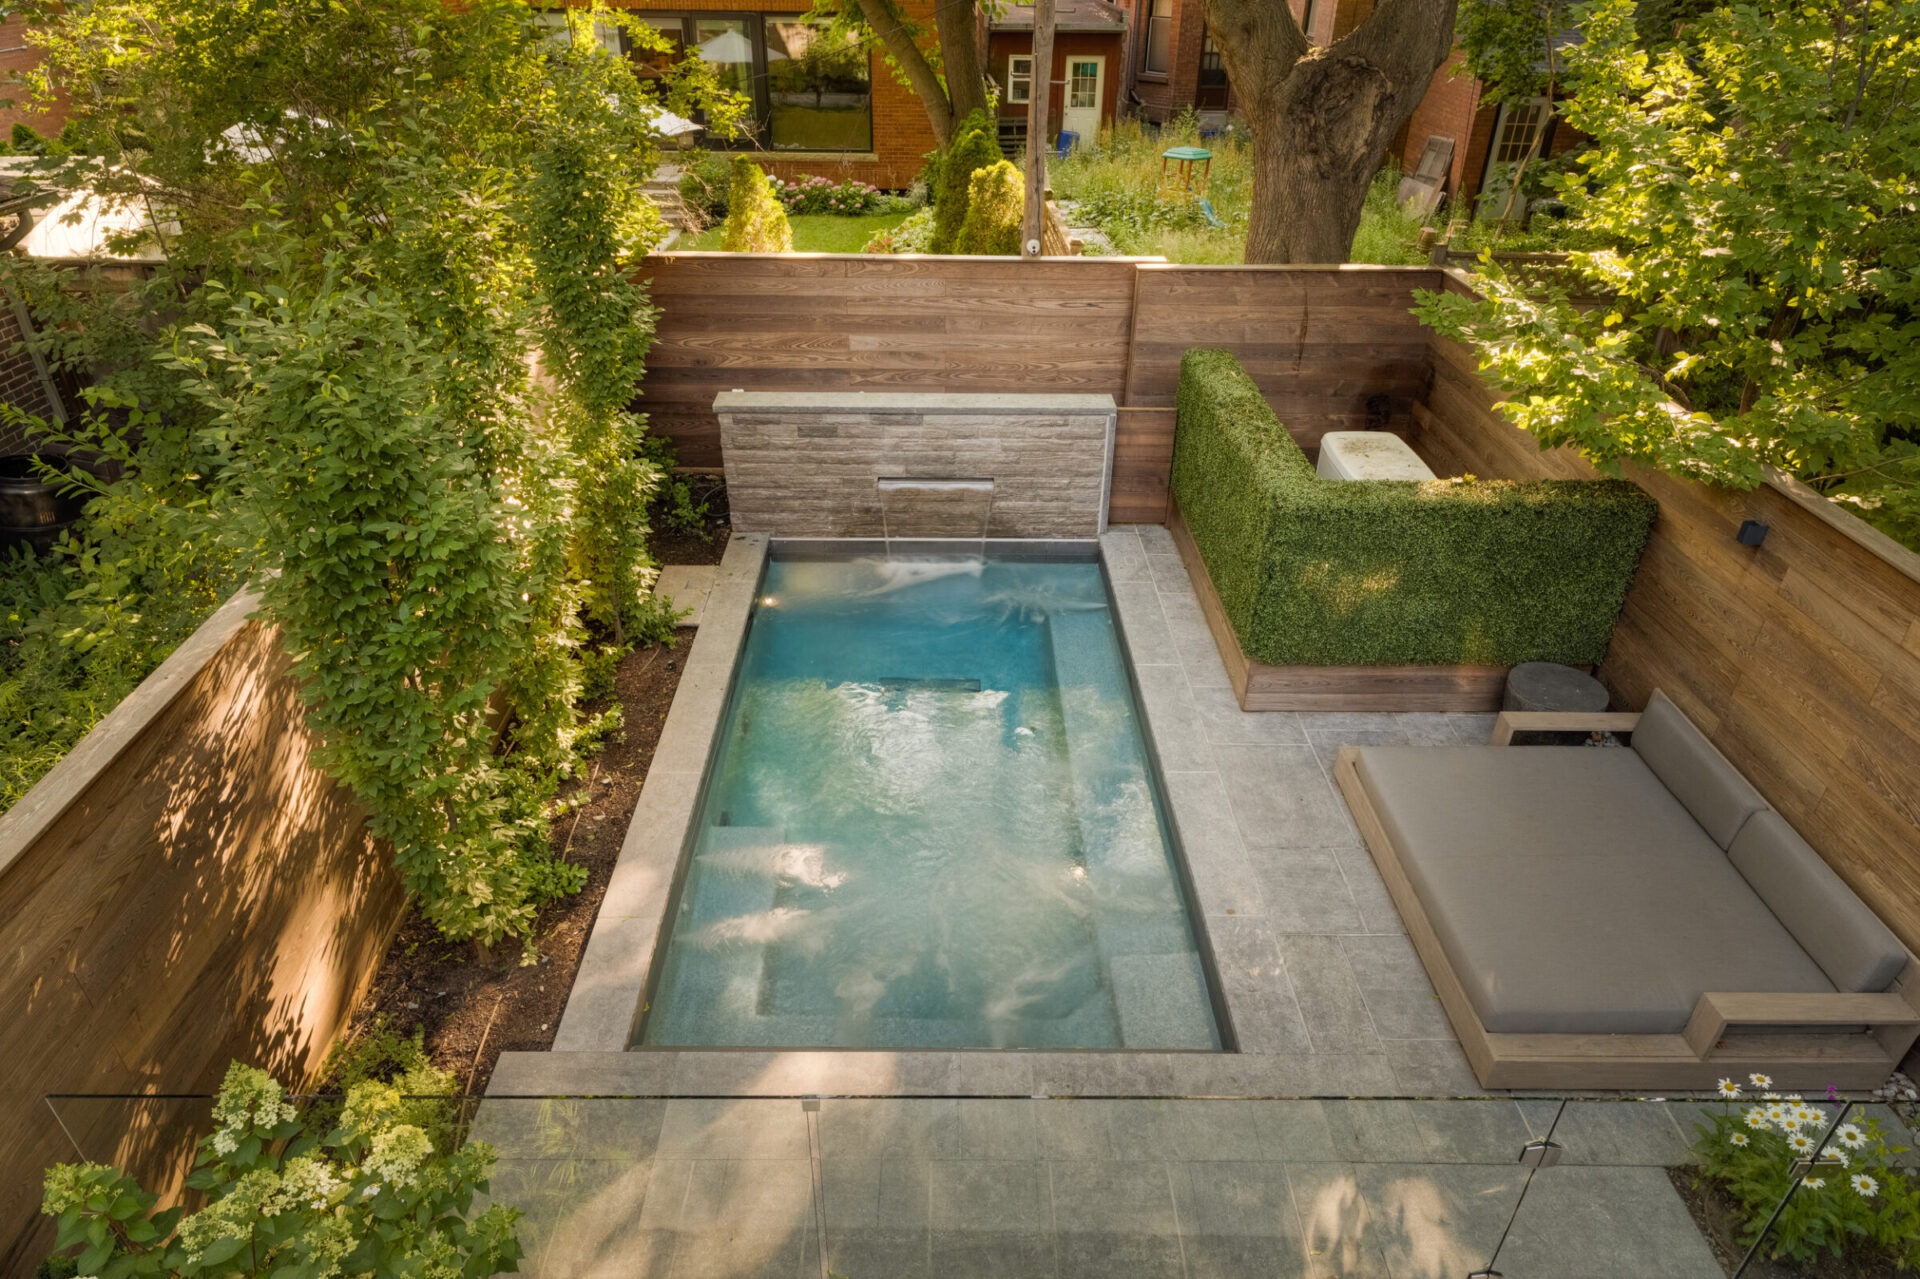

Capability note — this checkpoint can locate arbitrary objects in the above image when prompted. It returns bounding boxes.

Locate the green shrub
[863,206,934,253]
[953,159,1023,255]
[1688,1077,1920,1268]
[928,109,998,253]
[1170,349,1657,666]
[720,156,791,253]
[677,148,733,224]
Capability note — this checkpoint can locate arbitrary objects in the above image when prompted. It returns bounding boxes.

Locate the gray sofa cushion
[1631,690,1768,848]
[1354,745,1835,1036]
[1729,810,1908,993]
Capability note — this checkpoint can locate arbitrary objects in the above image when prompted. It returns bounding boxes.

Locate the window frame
[1140,0,1174,76]
[1007,53,1034,105]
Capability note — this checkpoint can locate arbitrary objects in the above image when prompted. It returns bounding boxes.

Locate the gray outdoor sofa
[1332,691,1920,1089]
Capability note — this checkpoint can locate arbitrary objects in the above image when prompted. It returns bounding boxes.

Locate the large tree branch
[1203,0,1308,111]
[843,0,957,144]
[1336,0,1459,90]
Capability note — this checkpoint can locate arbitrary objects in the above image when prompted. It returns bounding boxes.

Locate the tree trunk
[845,0,959,145]
[1208,0,1458,263]
[936,0,991,124]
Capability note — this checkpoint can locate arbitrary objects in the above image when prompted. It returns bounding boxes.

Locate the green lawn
[679,211,911,254]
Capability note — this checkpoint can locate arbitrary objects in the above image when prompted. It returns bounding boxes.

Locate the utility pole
[1021,0,1055,258]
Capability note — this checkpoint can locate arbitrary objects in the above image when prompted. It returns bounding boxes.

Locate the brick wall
[716,391,1117,538]
[1397,50,1482,197]
[0,290,57,455]
[0,15,68,140]
[986,31,1125,136]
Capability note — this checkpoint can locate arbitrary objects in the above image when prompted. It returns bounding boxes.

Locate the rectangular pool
[639,548,1222,1050]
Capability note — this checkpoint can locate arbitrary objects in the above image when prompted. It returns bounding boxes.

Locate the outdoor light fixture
[1736,519,1770,546]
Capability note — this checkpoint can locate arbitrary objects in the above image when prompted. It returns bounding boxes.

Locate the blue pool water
[640,552,1221,1050]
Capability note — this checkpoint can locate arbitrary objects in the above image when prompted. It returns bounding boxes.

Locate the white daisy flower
[1729,1133,1750,1147]
[1717,1078,1741,1099]
[1762,1092,1782,1100]
[1828,1149,1850,1167]
[1852,1174,1878,1198]
[1787,1132,1816,1154]
[1749,1074,1773,1089]
[1838,1124,1867,1150]
[1745,1109,1771,1130]
[1804,1177,1826,1190]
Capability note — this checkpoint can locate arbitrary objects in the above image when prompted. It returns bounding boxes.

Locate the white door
[1061,56,1103,141]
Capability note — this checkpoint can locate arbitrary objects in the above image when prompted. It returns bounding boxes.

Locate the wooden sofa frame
[1332,713,1920,1090]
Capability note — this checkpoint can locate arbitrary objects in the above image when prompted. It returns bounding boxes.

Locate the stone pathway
[654,564,715,628]
[472,1096,1734,1279]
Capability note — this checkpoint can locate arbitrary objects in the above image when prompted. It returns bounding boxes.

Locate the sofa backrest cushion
[1729,810,1909,993]
[1632,690,1769,848]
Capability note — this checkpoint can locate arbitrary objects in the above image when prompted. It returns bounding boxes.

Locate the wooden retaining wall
[632,255,1444,525]
[0,591,406,1272]
[1420,326,1920,964]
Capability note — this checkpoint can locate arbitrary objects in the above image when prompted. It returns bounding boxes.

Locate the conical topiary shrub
[720,156,792,253]
[929,110,1000,253]
[953,159,1024,255]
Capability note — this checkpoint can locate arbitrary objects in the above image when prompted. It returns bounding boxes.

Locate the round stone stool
[1503,661,1610,713]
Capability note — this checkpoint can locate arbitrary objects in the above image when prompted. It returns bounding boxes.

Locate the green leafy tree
[953,159,1023,255]
[929,110,998,253]
[809,0,990,147]
[721,157,794,253]
[1416,0,1920,546]
[40,1062,518,1277]
[3,0,714,944]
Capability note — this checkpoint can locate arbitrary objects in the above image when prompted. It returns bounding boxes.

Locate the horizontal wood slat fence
[633,255,1440,524]
[0,592,405,1271]
[637,252,1920,1002]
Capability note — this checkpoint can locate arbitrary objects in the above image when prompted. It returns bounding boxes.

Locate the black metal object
[1736,519,1770,546]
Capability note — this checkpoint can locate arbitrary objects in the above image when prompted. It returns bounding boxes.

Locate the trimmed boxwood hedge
[1170,348,1657,667]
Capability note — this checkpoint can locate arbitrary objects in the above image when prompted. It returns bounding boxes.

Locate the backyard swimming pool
[639,549,1223,1050]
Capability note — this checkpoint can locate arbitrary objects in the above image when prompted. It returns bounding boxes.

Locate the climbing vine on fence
[6,0,724,948]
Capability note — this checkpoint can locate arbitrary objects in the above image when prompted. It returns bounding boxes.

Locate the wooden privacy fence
[632,251,1920,997]
[632,254,1436,524]
[0,591,406,1272]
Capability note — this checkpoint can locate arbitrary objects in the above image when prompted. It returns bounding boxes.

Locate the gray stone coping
[713,390,1116,414]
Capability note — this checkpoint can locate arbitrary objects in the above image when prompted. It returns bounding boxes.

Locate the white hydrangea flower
[1852,1174,1878,1198]
[275,1157,342,1214]
[363,1125,434,1191]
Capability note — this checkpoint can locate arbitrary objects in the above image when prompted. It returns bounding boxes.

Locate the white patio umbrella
[695,28,756,64]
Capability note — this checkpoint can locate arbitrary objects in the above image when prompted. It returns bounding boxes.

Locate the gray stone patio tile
[1136,524,1177,554]
[1339,934,1429,989]
[1305,719,1463,772]
[1165,772,1265,916]
[1213,745,1361,849]
[1207,914,1284,993]
[468,1098,666,1160]
[819,1156,932,1230]
[1334,847,1408,936]
[1249,1101,1346,1162]
[1276,934,1382,1055]
[1517,1100,1694,1167]
[1359,987,1455,1040]
[1108,577,1176,655]
[1098,528,1149,581]
[951,1098,1039,1159]
[1500,1165,1722,1278]
[947,1052,1039,1098]
[1323,1101,1426,1163]
[1445,713,1499,745]
[656,1098,811,1159]
[486,1049,676,1097]
[1285,1162,1393,1279]
[1189,683,1310,745]
[824,1230,929,1279]
[553,915,658,1052]
[1037,1100,1113,1159]
[1351,1163,1525,1279]
[1250,850,1365,933]
[1172,1161,1312,1278]
[1131,661,1216,772]
[1226,987,1318,1055]
[1409,1100,1533,1164]
[654,564,715,627]
[1030,1053,1177,1098]
[930,1161,1056,1278]
[1383,1038,1485,1097]
[819,1098,956,1159]
[1165,609,1234,688]
[1051,1160,1182,1231]
[1294,712,1462,738]
[480,1158,657,1277]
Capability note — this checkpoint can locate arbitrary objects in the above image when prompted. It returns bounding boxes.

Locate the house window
[1068,59,1099,109]
[1492,98,1551,165]
[764,18,873,151]
[1300,0,1325,43]
[1198,31,1227,87]
[1007,54,1033,105]
[532,10,624,56]
[1142,0,1173,74]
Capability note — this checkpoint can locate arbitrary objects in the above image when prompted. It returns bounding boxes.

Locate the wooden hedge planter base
[1165,506,1511,713]
[1332,746,1920,1090]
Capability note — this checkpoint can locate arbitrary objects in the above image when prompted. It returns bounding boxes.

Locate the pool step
[1109,951,1218,1049]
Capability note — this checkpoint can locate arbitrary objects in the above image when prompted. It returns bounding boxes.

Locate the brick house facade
[0,15,69,141]
[986,0,1126,152]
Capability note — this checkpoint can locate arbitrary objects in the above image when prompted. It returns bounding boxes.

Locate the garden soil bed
[334,491,730,1097]
[1667,1166,1902,1278]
